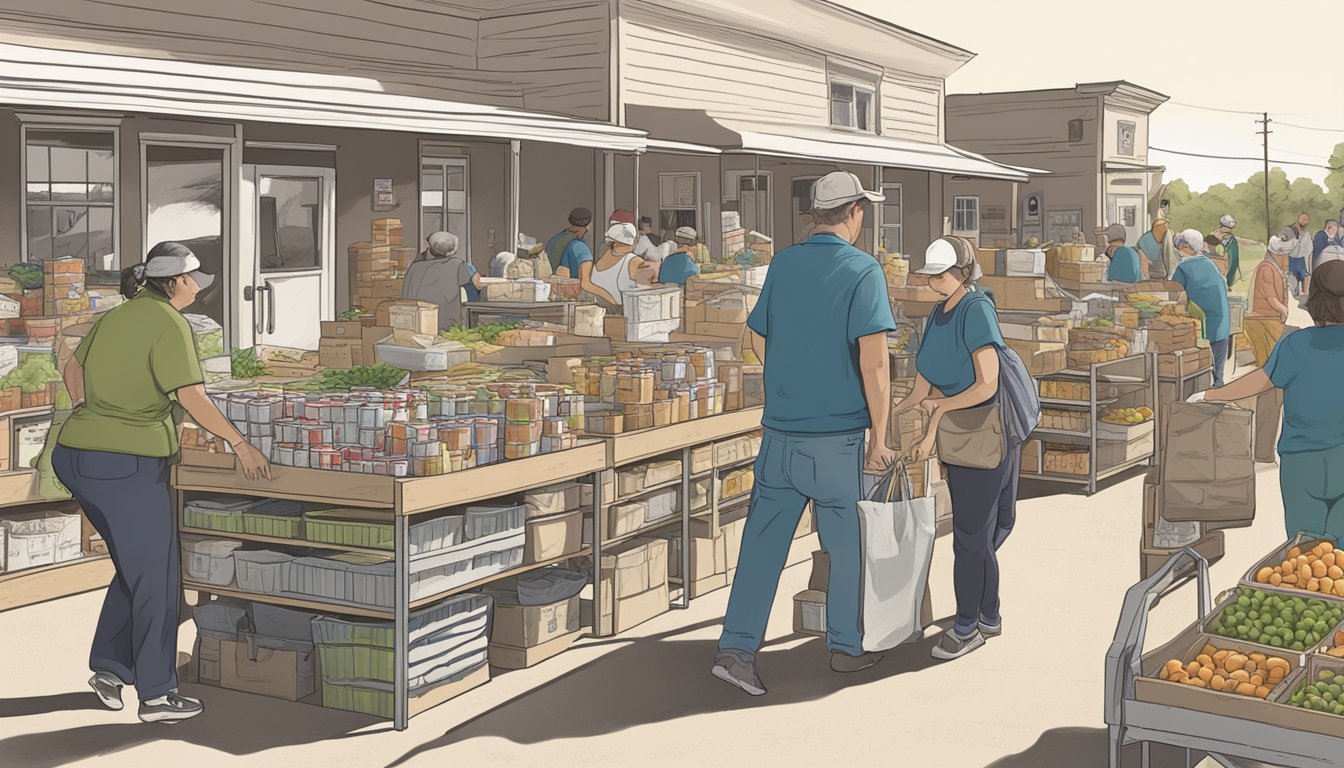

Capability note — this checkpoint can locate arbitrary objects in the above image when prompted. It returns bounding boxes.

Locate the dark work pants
[52,445,179,701]
[944,449,1021,638]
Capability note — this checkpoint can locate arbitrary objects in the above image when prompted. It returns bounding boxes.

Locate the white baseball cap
[674,226,698,242]
[811,171,885,210]
[915,236,982,281]
[605,222,637,246]
[1220,215,1237,229]
[140,241,215,290]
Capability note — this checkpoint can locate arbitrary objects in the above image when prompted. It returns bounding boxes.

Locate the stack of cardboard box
[351,219,415,314]
[318,320,393,370]
[488,588,581,670]
[978,276,1071,314]
[44,257,86,316]
[723,228,746,260]
[583,536,669,636]
[682,284,755,340]
[663,512,746,598]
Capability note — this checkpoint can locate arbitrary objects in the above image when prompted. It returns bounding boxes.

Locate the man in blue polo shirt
[1170,228,1232,386]
[712,171,897,697]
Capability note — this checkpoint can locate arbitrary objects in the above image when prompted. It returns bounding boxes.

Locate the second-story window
[1118,121,1137,156]
[830,80,875,132]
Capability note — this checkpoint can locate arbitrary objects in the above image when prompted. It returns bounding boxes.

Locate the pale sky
[841,0,1343,193]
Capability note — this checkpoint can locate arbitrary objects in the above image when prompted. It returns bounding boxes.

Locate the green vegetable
[1208,587,1344,651]
[442,322,520,347]
[314,363,407,391]
[230,348,269,379]
[339,308,368,321]
[0,353,62,393]
[8,264,43,291]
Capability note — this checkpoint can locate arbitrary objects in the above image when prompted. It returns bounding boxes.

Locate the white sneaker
[88,672,126,711]
[138,692,204,723]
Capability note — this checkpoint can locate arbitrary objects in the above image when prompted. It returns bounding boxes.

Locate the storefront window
[146,144,225,326]
[880,183,903,253]
[421,157,468,250]
[659,173,699,234]
[954,196,980,236]
[24,129,116,267]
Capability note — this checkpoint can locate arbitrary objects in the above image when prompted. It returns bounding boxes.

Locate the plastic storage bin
[302,509,464,556]
[232,549,294,595]
[511,567,588,606]
[312,593,491,648]
[184,497,255,533]
[193,601,251,640]
[251,603,319,645]
[320,658,487,718]
[288,553,395,608]
[410,530,525,601]
[462,504,526,540]
[314,595,490,683]
[242,499,306,539]
[181,536,243,586]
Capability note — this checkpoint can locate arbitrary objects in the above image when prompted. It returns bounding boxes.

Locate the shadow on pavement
[985,727,1215,768]
[0,692,106,718]
[389,618,945,767]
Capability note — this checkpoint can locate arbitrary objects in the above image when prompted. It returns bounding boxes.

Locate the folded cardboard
[489,630,579,670]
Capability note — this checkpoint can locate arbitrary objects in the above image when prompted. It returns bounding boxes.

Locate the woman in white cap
[656,226,702,287]
[587,222,647,306]
[56,242,270,723]
[1246,234,1295,367]
[1170,228,1232,386]
[1213,214,1240,288]
[895,236,1020,662]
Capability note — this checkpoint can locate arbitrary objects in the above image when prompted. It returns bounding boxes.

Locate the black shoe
[830,650,885,673]
[138,692,204,723]
[711,650,766,696]
[931,629,986,661]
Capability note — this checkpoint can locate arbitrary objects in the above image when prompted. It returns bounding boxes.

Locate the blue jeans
[52,445,179,701]
[719,429,865,657]
[1210,336,1231,388]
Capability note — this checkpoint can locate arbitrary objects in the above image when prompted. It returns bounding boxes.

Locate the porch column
[508,140,521,255]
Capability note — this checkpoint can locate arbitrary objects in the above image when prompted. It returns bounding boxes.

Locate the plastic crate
[462,504,526,541]
[181,537,243,586]
[242,500,306,539]
[288,553,395,608]
[302,509,463,555]
[184,498,253,533]
[319,655,487,718]
[232,550,294,595]
[410,532,524,601]
[251,603,319,644]
[317,617,489,684]
[312,593,491,649]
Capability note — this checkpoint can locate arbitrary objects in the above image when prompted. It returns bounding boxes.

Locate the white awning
[725,124,1038,181]
[0,43,647,152]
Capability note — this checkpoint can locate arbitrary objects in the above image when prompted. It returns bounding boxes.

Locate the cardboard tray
[1135,624,1303,722]
[1240,653,1344,737]
[1238,533,1344,606]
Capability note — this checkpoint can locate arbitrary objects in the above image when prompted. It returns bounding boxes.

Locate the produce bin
[1239,533,1344,604]
[1202,585,1344,655]
[302,508,464,555]
[1134,626,1301,718]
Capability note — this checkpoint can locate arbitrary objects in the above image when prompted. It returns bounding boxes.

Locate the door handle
[251,284,265,337]
[264,281,276,335]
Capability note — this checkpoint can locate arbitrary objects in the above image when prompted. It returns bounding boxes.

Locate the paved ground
[0,302,1307,768]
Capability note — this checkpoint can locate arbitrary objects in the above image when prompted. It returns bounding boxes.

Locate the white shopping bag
[857,462,936,652]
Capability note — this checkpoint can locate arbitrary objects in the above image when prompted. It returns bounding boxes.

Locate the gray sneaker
[830,650,885,673]
[88,672,125,711]
[138,692,204,723]
[978,617,1002,637]
[930,629,986,661]
[711,650,766,696]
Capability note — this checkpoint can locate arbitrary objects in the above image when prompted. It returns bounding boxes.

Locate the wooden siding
[0,0,612,120]
[880,70,941,142]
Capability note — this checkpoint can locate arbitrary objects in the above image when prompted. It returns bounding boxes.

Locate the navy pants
[944,449,1020,638]
[53,445,179,701]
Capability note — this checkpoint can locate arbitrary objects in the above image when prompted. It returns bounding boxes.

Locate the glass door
[240,165,335,351]
[144,143,228,332]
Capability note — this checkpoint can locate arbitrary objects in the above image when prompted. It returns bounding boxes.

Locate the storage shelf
[0,554,114,612]
[1033,427,1092,439]
[178,526,394,557]
[408,549,592,610]
[1022,456,1152,487]
[611,476,686,505]
[714,455,760,473]
[598,408,763,466]
[182,582,394,619]
[1039,397,1117,409]
[602,517,683,548]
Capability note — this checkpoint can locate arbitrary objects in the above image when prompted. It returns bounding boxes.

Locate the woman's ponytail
[120,262,148,300]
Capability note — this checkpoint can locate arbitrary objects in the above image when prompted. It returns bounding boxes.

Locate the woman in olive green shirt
[55,241,269,723]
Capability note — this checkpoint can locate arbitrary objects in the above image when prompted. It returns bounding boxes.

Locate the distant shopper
[1170,228,1232,386]
[462,262,481,302]
[1280,213,1314,298]
[1204,234,1230,280]
[57,242,271,723]
[546,207,593,276]
[635,216,663,261]
[1314,220,1342,270]
[1213,214,1240,288]
[402,232,479,331]
[1138,217,1176,279]
[656,227,702,286]
[713,170,895,696]
[1205,259,1344,542]
[587,223,647,306]
[1246,235,1294,365]
[1103,223,1144,283]
[609,208,636,227]
[897,236,1018,662]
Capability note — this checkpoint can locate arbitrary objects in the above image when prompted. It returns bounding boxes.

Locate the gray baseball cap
[812,171,885,210]
[143,241,214,290]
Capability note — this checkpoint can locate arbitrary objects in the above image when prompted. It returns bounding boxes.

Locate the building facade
[946,81,1168,248]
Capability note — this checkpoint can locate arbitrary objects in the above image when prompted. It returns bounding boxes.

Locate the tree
[1325,142,1344,206]
[1169,165,1335,242]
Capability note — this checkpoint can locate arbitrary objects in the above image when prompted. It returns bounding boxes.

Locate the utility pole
[1256,113,1273,242]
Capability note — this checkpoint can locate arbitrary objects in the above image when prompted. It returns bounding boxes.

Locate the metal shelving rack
[1023,353,1159,495]
[174,440,608,731]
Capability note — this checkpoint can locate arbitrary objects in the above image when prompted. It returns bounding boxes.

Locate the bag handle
[868,461,918,503]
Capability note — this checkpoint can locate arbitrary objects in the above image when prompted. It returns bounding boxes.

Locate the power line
[1149,146,1340,170]
[1167,101,1263,116]
[1277,121,1344,133]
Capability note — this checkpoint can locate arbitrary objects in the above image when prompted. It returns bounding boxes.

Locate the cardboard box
[1052,260,1106,286]
[995,249,1046,278]
[489,630,579,670]
[794,589,828,637]
[1140,530,1225,580]
[975,248,999,277]
[1157,348,1211,378]
[979,276,1069,313]
[319,338,358,369]
[192,634,222,685]
[1005,338,1068,377]
[219,637,318,701]
[525,510,583,562]
[889,285,944,303]
[321,320,364,340]
[492,595,580,649]
[690,321,746,341]
[384,300,439,336]
[572,304,606,337]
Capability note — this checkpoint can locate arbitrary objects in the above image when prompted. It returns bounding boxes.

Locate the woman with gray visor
[55,241,270,723]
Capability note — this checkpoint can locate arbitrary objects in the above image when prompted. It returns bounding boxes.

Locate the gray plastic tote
[857,462,936,652]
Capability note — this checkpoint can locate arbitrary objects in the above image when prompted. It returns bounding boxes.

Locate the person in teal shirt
[1102,223,1143,283]
[714,171,896,698]
[1171,228,1231,385]
[1205,260,1344,543]
[656,226,701,286]
[1137,217,1174,279]
[1214,215,1241,289]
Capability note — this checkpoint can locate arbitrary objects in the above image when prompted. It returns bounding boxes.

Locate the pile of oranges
[1254,541,1344,598]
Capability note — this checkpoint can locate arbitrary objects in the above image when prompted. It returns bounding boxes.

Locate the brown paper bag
[1160,401,1255,527]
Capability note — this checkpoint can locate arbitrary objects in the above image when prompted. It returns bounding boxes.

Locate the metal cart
[1105,549,1344,768]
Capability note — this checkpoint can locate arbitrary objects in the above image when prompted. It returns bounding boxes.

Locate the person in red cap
[609,209,636,226]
